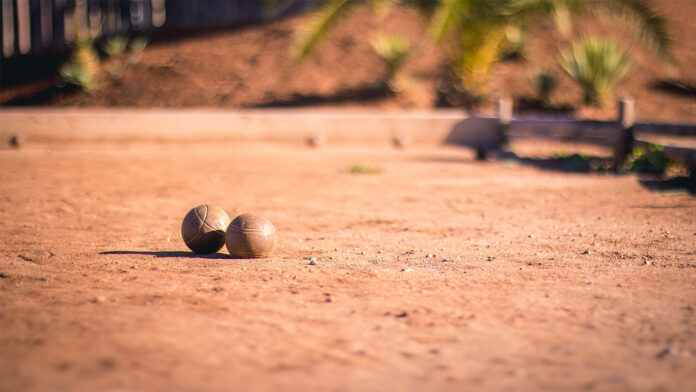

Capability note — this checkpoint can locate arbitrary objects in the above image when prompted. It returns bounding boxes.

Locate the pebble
[426,254,434,258]
[656,346,679,359]
[306,134,325,147]
[582,250,591,255]
[91,296,106,304]
[8,135,23,148]
[401,268,413,272]
[304,256,317,265]
[528,234,535,239]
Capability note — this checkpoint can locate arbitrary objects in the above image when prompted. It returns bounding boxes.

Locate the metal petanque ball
[181,204,231,254]
[225,213,277,258]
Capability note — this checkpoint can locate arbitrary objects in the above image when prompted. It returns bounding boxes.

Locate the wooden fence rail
[447,97,696,170]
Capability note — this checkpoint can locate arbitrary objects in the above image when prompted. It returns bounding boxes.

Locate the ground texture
[1,139,695,391]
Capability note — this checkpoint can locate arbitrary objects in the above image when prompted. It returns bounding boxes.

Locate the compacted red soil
[1,139,694,391]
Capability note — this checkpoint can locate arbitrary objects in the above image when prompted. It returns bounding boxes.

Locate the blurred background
[1,0,694,123]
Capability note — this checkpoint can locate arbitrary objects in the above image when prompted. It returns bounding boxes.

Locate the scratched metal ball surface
[181,204,231,254]
[225,213,277,258]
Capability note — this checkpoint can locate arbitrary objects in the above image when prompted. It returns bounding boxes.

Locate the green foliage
[59,38,100,93]
[292,0,360,60]
[128,37,149,64]
[128,37,149,53]
[630,143,670,174]
[293,0,672,99]
[501,24,527,58]
[103,35,128,57]
[560,36,633,106]
[102,35,149,78]
[550,152,606,172]
[534,70,557,104]
[591,0,675,66]
[370,34,410,79]
[349,164,382,174]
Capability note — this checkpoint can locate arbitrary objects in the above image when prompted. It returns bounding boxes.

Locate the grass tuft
[349,164,382,174]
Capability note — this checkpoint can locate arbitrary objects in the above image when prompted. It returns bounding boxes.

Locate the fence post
[477,96,511,160]
[615,97,635,168]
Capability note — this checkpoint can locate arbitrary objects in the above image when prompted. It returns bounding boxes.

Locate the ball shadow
[99,250,231,259]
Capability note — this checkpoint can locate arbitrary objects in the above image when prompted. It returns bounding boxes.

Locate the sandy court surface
[1,138,695,391]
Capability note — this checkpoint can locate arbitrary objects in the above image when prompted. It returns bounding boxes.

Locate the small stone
[91,296,106,304]
[582,250,590,255]
[426,254,434,258]
[306,134,325,147]
[394,311,408,318]
[401,268,413,272]
[656,346,679,359]
[392,135,410,148]
[528,234,535,239]
[8,134,24,148]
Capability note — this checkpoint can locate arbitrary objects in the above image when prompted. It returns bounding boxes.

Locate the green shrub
[560,36,633,106]
[370,34,410,80]
[534,70,557,105]
[59,38,100,93]
[630,143,670,174]
[349,164,382,174]
[103,35,128,57]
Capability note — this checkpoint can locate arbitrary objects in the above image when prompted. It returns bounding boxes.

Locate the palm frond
[428,0,469,43]
[292,0,361,60]
[371,0,398,19]
[560,36,633,105]
[588,0,674,64]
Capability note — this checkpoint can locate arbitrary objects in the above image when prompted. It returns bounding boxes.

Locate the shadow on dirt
[420,152,696,194]
[421,151,616,173]
[495,151,617,173]
[515,97,575,115]
[99,250,230,259]
[639,174,696,195]
[651,79,696,98]
[248,80,392,107]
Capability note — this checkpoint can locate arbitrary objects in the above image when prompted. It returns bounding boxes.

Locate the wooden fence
[1,0,317,58]
[446,97,696,170]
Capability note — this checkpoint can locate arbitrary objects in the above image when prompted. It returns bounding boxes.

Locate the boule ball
[181,204,231,254]
[225,213,277,258]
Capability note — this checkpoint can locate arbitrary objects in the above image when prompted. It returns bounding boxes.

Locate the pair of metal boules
[181,205,276,258]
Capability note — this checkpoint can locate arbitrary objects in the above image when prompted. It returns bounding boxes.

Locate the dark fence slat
[633,123,696,136]
[1,0,321,58]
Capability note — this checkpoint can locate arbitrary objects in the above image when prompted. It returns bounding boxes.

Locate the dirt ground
[1,135,695,391]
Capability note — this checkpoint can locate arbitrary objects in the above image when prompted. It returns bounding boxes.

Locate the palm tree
[293,0,673,97]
